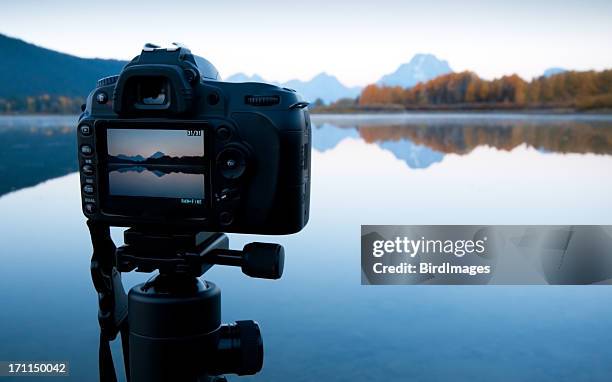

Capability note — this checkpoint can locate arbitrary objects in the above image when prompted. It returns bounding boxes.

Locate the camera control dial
[217,148,247,179]
[96,75,119,88]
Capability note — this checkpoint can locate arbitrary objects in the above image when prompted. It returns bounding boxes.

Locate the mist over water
[1,114,612,381]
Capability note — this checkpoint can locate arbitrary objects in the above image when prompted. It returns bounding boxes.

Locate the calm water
[109,166,206,198]
[1,113,612,381]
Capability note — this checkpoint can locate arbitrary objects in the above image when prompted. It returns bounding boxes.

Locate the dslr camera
[77,44,311,234]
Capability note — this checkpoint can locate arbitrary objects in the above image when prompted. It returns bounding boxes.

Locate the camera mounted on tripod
[81,42,311,382]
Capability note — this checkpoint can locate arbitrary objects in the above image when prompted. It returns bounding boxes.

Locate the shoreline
[1,109,612,117]
[310,107,612,115]
[1,109,612,121]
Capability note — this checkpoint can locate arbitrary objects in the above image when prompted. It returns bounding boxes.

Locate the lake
[1,113,612,381]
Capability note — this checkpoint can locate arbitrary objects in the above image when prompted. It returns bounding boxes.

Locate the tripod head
[116,228,284,280]
[88,222,285,382]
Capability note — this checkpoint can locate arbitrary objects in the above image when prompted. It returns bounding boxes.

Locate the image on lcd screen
[106,128,205,199]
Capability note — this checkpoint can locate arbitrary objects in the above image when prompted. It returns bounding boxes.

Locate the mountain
[543,67,566,77]
[116,154,145,162]
[149,151,165,159]
[377,54,453,88]
[0,33,127,98]
[225,73,269,83]
[283,73,362,104]
[115,151,168,162]
[378,140,444,169]
[225,72,361,104]
[0,33,220,99]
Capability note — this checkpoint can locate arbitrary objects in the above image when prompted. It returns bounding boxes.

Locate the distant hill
[283,73,362,104]
[378,53,453,88]
[543,67,566,77]
[0,33,127,98]
[116,154,146,162]
[0,34,221,100]
[225,73,268,83]
[224,72,361,104]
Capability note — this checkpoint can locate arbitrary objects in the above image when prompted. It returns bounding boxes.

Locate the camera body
[78,45,311,235]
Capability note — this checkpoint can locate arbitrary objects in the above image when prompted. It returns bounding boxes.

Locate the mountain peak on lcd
[378,53,453,88]
[149,151,166,159]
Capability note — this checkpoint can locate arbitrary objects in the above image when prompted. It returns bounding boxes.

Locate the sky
[107,129,204,157]
[1,0,611,87]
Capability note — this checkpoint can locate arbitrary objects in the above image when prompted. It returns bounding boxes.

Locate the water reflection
[312,114,612,168]
[109,166,205,198]
[1,114,612,196]
[0,116,76,196]
[1,114,612,381]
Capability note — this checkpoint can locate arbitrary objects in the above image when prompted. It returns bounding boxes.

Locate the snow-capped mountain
[543,67,566,77]
[377,54,453,88]
[225,53,454,101]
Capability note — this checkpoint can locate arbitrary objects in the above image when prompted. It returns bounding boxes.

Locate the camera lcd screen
[106,128,206,200]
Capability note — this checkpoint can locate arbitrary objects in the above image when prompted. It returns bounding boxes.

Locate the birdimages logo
[369,235,491,278]
[361,225,612,285]
[362,226,495,286]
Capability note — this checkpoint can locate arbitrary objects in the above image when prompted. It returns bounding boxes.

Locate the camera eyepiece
[111,44,208,116]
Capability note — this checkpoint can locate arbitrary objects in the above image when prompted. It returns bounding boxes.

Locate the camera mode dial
[96,75,119,88]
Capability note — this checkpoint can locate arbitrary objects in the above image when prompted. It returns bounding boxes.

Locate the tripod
[88,221,284,382]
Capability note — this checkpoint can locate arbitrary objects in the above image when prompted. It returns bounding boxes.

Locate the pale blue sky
[107,129,204,157]
[2,0,611,86]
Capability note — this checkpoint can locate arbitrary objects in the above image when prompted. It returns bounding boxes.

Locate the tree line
[2,70,612,114]
[0,95,84,114]
[357,70,612,110]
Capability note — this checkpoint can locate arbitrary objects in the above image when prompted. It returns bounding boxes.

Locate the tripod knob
[242,243,284,279]
[213,320,264,376]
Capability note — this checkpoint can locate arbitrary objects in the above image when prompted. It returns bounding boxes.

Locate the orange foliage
[358,70,612,109]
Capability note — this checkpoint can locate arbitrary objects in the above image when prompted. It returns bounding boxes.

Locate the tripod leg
[88,220,129,382]
[120,321,131,382]
[99,332,118,382]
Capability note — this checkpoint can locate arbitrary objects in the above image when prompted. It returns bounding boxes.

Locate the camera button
[96,92,108,104]
[83,184,94,194]
[81,144,93,156]
[216,126,232,141]
[208,92,220,105]
[217,188,240,203]
[84,203,96,214]
[218,148,246,179]
[219,211,234,226]
[79,124,92,136]
[82,164,94,175]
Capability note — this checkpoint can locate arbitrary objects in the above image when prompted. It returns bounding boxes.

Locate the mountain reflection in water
[311,114,612,169]
[1,114,612,195]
